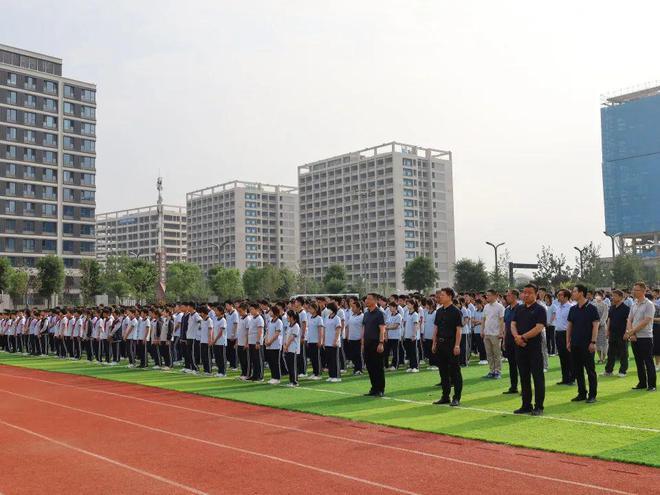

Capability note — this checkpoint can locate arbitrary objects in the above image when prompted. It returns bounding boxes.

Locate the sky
[4,0,658,273]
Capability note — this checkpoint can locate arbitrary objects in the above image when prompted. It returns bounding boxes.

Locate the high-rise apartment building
[0,44,96,270]
[187,181,299,274]
[96,205,186,263]
[298,142,455,292]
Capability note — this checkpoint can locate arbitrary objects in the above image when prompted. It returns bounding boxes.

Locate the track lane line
[0,378,639,495]
[0,417,209,495]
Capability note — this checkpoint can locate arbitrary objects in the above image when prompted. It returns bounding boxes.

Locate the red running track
[0,365,658,495]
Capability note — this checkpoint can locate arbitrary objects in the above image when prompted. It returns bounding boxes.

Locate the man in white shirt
[483,289,505,378]
[625,282,656,391]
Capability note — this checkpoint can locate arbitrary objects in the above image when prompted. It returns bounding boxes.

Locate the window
[63,205,74,217]
[5,219,16,232]
[64,136,74,149]
[5,182,16,196]
[23,239,35,252]
[5,238,15,252]
[24,112,36,126]
[81,156,95,169]
[24,148,36,162]
[44,80,57,94]
[80,224,94,236]
[43,204,56,216]
[63,241,74,253]
[42,239,56,252]
[24,184,35,197]
[80,242,94,253]
[6,108,17,122]
[5,127,17,141]
[43,186,56,200]
[64,102,74,115]
[82,140,95,153]
[80,106,95,119]
[64,85,74,98]
[81,89,95,102]
[43,151,56,165]
[82,190,95,202]
[80,207,93,218]
[43,133,57,146]
[24,130,35,144]
[63,188,74,201]
[6,163,16,176]
[24,77,35,91]
[64,170,74,183]
[64,119,74,132]
[63,154,74,166]
[24,202,35,215]
[82,173,95,186]
[43,115,57,129]
[43,98,57,112]
[42,221,56,234]
[25,94,36,108]
[7,73,17,85]
[63,223,74,235]
[5,145,16,159]
[81,123,95,135]
[23,220,35,233]
[43,169,56,182]
[6,91,17,104]
[63,258,75,268]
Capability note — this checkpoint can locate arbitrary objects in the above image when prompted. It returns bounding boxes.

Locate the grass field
[1,352,658,467]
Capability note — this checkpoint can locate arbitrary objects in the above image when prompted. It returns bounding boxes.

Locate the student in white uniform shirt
[385,302,403,370]
[264,305,283,384]
[123,308,138,368]
[210,305,227,377]
[293,297,308,378]
[236,303,251,380]
[247,303,265,381]
[422,299,438,370]
[109,309,123,365]
[93,310,105,364]
[305,303,325,379]
[324,302,342,382]
[61,309,72,358]
[403,300,421,372]
[149,308,163,369]
[283,310,301,387]
[224,302,239,371]
[100,308,113,364]
[335,298,347,372]
[136,308,151,368]
[346,299,365,375]
[198,306,213,375]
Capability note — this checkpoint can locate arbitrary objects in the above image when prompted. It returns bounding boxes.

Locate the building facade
[601,85,660,259]
[0,44,96,270]
[298,142,455,292]
[95,205,186,264]
[187,181,299,274]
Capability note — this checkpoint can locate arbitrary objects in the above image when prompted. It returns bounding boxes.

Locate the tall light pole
[129,250,142,260]
[486,241,505,285]
[603,231,622,261]
[211,240,229,269]
[574,246,585,279]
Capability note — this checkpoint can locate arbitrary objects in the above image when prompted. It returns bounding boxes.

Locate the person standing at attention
[553,289,574,386]
[566,284,600,404]
[603,289,629,378]
[482,289,505,379]
[625,282,656,392]
[432,287,463,407]
[511,283,547,416]
[362,293,387,397]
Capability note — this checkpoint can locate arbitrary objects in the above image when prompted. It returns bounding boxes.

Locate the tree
[101,256,132,304]
[575,242,609,287]
[166,262,209,302]
[295,272,321,295]
[489,248,511,292]
[209,266,244,301]
[125,259,158,303]
[276,267,297,299]
[612,254,642,288]
[453,258,489,292]
[242,266,263,299]
[0,257,11,294]
[641,263,658,287]
[533,246,571,287]
[8,269,28,308]
[323,265,347,293]
[403,256,438,292]
[36,255,64,307]
[80,258,103,305]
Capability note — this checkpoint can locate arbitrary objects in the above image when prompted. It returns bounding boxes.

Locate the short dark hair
[486,289,497,296]
[439,287,455,299]
[612,289,624,298]
[558,288,571,299]
[574,284,588,297]
[508,288,519,298]
[524,283,538,293]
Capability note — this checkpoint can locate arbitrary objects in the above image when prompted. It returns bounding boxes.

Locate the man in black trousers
[502,289,520,395]
[362,293,386,398]
[511,283,547,416]
[554,289,574,386]
[604,289,630,377]
[567,284,600,404]
[432,287,463,407]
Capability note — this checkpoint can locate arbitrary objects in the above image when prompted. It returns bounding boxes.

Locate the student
[123,308,138,368]
[305,303,324,380]
[101,308,112,364]
[209,305,226,377]
[346,299,364,375]
[159,307,174,370]
[59,309,71,359]
[198,306,213,375]
[471,301,486,367]
[324,302,342,382]
[236,303,251,380]
[149,308,163,369]
[247,303,265,381]
[293,297,309,379]
[482,290,505,379]
[403,300,420,373]
[264,305,283,384]
[137,308,151,369]
[283,310,301,387]
[422,299,438,370]
[385,302,403,371]
[225,301,239,371]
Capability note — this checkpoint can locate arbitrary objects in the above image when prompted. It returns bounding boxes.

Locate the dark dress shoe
[513,407,533,414]
[433,397,451,405]
[450,399,460,407]
[502,388,518,394]
[571,395,586,402]
[586,397,597,404]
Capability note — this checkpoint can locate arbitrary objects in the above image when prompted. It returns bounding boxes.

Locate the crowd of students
[0,283,658,413]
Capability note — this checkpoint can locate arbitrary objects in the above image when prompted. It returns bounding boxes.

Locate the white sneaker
[152,365,161,370]
[239,375,248,381]
[126,364,134,368]
[214,373,226,378]
[190,370,198,375]
[298,373,308,379]
[387,366,396,372]
[617,373,626,378]
[287,383,299,387]
[406,368,412,373]
[428,366,438,371]
[478,360,488,365]
[410,368,419,373]
[268,379,280,385]
[326,378,333,382]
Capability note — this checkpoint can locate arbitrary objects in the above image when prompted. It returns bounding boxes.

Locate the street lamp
[211,240,229,268]
[603,231,622,260]
[128,250,142,260]
[485,241,505,284]
[573,246,585,279]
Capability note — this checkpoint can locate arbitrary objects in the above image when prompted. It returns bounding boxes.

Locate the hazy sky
[4,0,658,272]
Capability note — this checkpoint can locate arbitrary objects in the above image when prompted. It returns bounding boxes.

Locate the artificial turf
[1,352,658,467]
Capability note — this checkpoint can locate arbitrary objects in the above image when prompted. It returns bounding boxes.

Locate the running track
[0,365,658,495]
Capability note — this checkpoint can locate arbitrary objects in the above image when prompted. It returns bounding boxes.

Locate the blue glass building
[601,86,660,257]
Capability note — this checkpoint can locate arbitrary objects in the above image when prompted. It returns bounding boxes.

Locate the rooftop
[601,81,660,106]
[187,180,297,200]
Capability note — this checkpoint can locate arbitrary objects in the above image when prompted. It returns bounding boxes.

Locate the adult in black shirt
[567,284,600,403]
[432,287,463,406]
[604,289,630,376]
[362,293,386,397]
[511,284,547,416]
